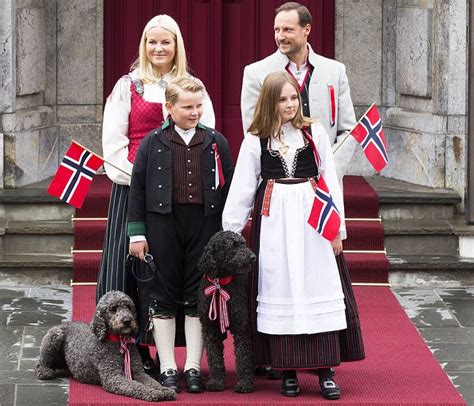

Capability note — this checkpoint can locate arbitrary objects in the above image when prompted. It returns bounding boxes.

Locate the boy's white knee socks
[184,315,204,372]
[152,317,177,373]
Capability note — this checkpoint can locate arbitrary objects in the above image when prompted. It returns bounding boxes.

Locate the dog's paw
[34,364,56,380]
[149,387,177,401]
[206,378,225,391]
[235,381,254,393]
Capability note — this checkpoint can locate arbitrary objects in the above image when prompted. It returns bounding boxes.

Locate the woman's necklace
[158,75,168,88]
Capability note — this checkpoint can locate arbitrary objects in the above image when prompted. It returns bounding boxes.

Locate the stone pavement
[0,284,472,406]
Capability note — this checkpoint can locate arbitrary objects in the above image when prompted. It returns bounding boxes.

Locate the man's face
[274,10,310,57]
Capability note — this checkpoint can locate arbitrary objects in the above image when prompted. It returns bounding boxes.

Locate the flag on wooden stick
[47,141,104,209]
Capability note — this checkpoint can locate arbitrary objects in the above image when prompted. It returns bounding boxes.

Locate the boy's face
[166,90,204,130]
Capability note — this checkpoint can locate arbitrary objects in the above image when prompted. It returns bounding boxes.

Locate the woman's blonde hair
[165,77,204,105]
[247,71,313,138]
[131,14,188,83]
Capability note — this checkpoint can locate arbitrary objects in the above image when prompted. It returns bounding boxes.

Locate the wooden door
[104,0,335,158]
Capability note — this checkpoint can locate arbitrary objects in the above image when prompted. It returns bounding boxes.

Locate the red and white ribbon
[119,336,135,380]
[212,143,225,189]
[328,84,336,127]
[106,334,136,380]
[204,276,233,334]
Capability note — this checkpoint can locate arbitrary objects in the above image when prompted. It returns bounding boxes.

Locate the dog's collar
[105,333,135,344]
[205,275,233,285]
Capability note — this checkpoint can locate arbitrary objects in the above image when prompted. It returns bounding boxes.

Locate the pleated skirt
[95,183,154,345]
[250,180,365,369]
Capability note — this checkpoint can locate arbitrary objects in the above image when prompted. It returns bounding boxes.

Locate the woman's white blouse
[222,123,347,239]
[102,69,216,185]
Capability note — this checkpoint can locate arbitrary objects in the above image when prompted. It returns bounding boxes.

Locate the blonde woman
[223,72,364,400]
[97,14,215,375]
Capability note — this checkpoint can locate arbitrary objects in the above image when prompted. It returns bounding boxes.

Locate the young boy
[128,77,233,393]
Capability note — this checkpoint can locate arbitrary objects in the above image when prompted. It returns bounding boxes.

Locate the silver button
[189,195,193,199]
[187,159,191,163]
[211,151,214,154]
[187,148,191,151]
[211,186,215,190]
[159,203,163,207]
[158,149,162,152]
[212,131,215,134]
[189,183,192,187]
[188,171,192,175]
[154,131,157,135]
[211,204,215,208]
[158,185,162,188]
[211,168,215,172]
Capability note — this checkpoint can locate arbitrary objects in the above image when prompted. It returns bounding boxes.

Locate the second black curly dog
[197,230,256,393]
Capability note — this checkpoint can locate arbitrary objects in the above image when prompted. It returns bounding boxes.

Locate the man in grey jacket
[241,1,357,181]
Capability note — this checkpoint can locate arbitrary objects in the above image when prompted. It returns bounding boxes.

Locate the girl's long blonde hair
[247,71,312,139]
[131,14,188,83]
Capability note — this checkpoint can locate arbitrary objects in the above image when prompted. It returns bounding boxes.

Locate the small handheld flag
[351,104,388,172]
[307,176,341,242]
[47,141,104,209]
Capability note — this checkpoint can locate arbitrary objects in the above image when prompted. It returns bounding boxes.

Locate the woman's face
[146,26,176,73]
[278,82,299,124]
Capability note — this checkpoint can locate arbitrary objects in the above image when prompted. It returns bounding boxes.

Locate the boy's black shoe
[184,368,205,393]
[158,369,180,392]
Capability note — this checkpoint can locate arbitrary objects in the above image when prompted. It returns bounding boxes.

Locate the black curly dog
[35,291,175,402]
[197,230,256,393]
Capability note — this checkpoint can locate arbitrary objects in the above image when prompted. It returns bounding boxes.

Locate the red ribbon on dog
[204,275,233,334]
[106,334,136,380]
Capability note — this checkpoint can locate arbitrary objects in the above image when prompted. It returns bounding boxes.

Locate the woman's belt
[261,177,318,216]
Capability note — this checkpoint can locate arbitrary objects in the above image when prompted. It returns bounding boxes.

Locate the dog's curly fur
[35,291,175,402]
[197,230,256,393]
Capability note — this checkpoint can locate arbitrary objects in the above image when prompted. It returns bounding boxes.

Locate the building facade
[0,0,469,209]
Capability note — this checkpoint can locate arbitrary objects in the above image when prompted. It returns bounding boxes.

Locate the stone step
[388,254,474,287]
[367,176,461,220]
[383,219,459,256]
[1,220,73,254]
[0,178,74,221]
[0,253,72,285]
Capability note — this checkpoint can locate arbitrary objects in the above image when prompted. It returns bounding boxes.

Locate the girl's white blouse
[222,122,346,239]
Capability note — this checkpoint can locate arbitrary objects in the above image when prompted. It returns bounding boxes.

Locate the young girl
[223,72,364,400]
[97,14,215,373]
[128,77,233,393]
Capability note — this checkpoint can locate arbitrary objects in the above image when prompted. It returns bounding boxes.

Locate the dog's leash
[127,253,196,307]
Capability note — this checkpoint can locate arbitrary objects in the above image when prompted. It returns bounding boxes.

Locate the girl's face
[146,26,176,73]
[278,82,299,124]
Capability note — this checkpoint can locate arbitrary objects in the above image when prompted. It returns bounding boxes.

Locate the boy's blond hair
[165,77,204,104]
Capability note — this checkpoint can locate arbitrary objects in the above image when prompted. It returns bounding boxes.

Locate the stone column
[0,0,103,189]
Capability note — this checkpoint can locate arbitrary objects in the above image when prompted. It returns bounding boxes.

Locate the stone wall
[336,0,468,200]
[0,0,103,188]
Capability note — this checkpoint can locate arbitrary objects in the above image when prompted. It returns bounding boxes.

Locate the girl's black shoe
[318,369,340,400]
[280,370,300,397]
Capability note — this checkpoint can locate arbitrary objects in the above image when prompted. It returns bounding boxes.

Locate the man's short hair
[275,2,312,27]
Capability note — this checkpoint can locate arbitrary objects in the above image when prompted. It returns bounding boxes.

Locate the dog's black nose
[250,253,257,263]
[122,318,132,326]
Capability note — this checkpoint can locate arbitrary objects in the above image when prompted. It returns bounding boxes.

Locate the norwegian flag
[307,176,341,242]
[47,141,104,209]
[351,104,388,172]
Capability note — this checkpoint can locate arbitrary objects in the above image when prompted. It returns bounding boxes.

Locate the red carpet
[72,175,388,284]
[69,285,465,405]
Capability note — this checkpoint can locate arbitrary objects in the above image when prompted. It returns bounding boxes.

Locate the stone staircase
[0,179,74,285]
[1,176,474,287]
[367,176,474,287]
